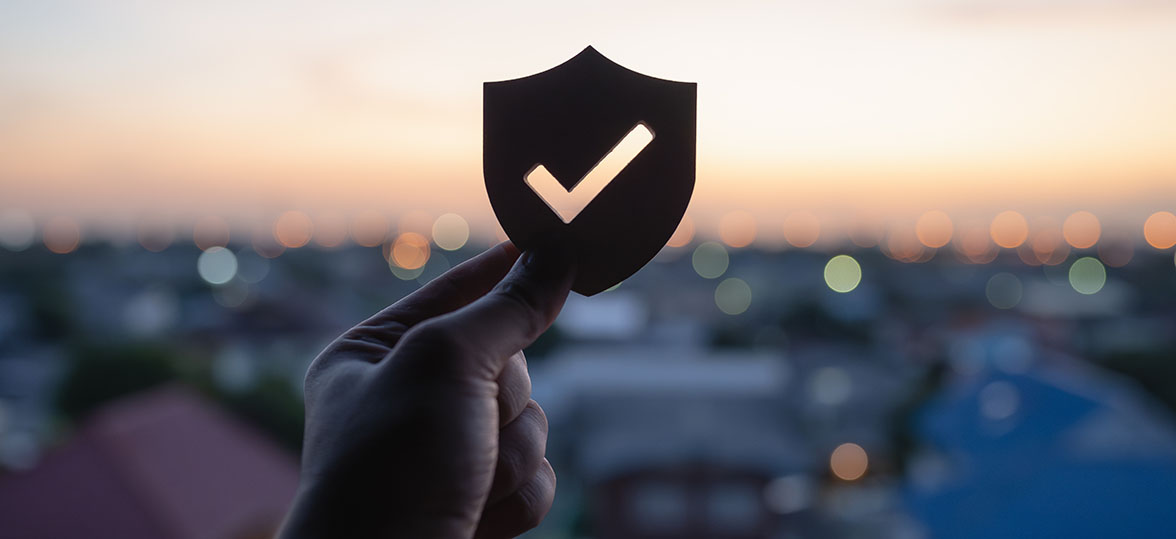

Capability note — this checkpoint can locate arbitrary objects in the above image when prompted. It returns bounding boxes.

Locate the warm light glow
[830,443,868,481]
[274,210,314,248]
[714,278,752,315]
[916,210,953,248]
[666,215,695,248]
[193,216,230,251]
[432,213,470,251]
[885,224,928,263]
[251,227,286,258]
[824,255,862,293]
[43,216,80,254]
[1028,216,1069,265]
[955,221,998,264]
[1143,211,1176,249]
[719,210,757,248]
[390,232,431,270]
[351,211,390,248]
[990,211,1028,249]
[783,212,820,248]
[1062,211,1101,249]
[847,218,883,249]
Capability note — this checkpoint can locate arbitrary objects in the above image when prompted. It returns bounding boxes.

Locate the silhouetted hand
[281,242,575,538]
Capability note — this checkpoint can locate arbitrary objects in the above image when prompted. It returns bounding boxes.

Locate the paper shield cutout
[484,46,697,295]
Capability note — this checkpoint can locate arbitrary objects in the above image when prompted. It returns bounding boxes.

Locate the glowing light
[391,232,431,270]
[0,210,37,251]
[692,242,729,279]
[714,278,752,315]
[885,224,928,263]
[916,210,953,248]
[783,211,820,248]
[830,443,868,481]
[666,215,695,248]
[432,213,470,251]
[193,216,230,250]
[313,212,349,248]
[197,246,238,285]
[809,367,852,406]
[274,210,313,248]
[848,217,883,248]
[1028,217,1068,265]
[1143,211,1176,249]
[43,216,81,254]
[1062,211,1100,249]
[416,251,452,284]
[351,211,389,248]
[1069,257,1106,295]
[136,216,174,252]
[251,227,286,258]
[985,273,1022,309]
[824,255,861,293]
[979,381,1020,421]
[990,211,1028,249]
[718,210,757,248]
[955,221,997,264]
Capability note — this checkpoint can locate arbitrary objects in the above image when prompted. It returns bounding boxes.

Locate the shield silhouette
[484,46,696,295]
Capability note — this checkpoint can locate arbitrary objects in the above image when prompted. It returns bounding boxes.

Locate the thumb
[390,248,576,379]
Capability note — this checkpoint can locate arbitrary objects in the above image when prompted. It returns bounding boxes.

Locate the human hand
[280,242,575,538]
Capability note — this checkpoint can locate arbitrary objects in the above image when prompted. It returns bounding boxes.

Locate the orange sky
[2,1,1175,233]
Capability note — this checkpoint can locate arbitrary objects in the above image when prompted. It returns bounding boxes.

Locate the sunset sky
[2,0,1175,236]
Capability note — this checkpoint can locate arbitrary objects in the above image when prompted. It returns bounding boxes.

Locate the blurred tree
[56,343,179,422]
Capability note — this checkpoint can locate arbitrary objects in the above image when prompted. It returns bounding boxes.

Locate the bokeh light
[1069,257,1106,295]
[990,211,1028,249]
[783,211,820,248]
[985,273,1022,309]
[0,210,37,251]
[197,247,238,285]
[809,367,852,406]
[251,227,286,259]
[847,217,883,248]
[979,381,1020,421]
[830,443,868,481]
[884,224,929,263]
[43,216,81,254]
[955,221,998,264]
[390,232,431,270]
[432,213,470,251]
[692,242,729,279]
[1029,217,1069,265]
[312,212,349,248]
[714,278,752,315]
[1097,231,1134,268]
[719,210,757,248]
[1143,211,1176,249]
[916,210,953,248]
[666,215,695,248]
[824,255,861,293]
[136,216,175,252]
[351,210,390,248]
[1062,211,1100,249]
[193,216,230,250]
[274,210,314,248]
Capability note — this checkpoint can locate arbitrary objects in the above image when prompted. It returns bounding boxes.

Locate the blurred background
[2,1,1176,538]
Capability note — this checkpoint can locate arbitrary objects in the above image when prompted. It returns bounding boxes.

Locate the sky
[2,0,1175,234]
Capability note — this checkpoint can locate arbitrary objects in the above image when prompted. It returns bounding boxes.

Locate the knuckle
[492,280,545,336]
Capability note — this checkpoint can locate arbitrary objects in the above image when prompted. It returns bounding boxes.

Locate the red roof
[0,386,299,539]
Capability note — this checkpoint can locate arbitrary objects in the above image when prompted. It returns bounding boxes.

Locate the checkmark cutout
[524,123,654,224]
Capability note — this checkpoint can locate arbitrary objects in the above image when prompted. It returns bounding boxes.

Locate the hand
[280,242,575,538]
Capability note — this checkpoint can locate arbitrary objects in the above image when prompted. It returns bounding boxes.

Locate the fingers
[350,242,521,349]
[487,400,547,505]
[496,352,532,427]
[405,248,574,380]
[474,459,557,539]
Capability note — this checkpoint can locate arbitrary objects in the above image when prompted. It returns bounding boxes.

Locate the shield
[484,46,696,296]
